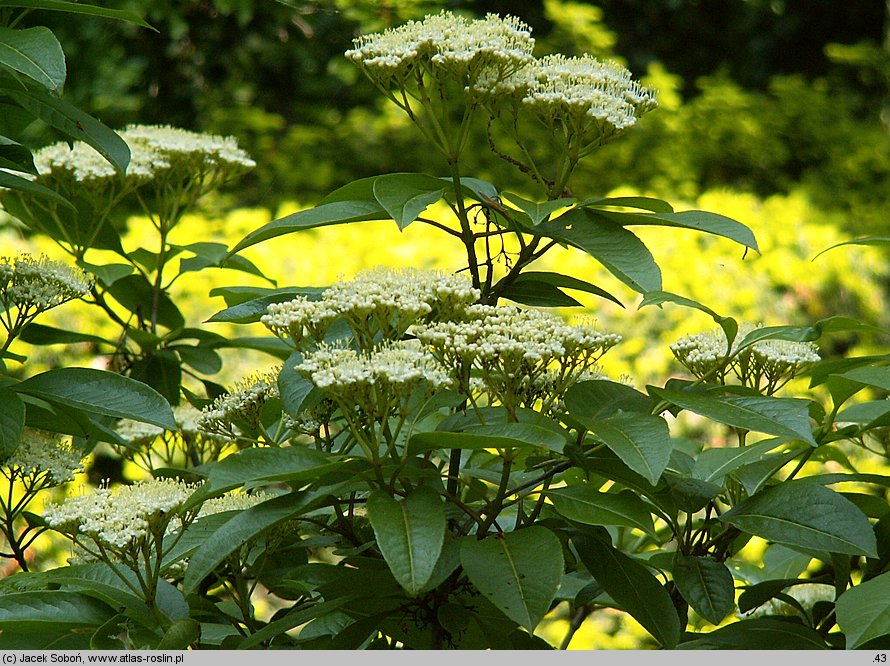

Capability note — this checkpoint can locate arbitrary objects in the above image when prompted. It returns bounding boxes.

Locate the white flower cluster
[414,305,621,408]
[671,323,820,389]
[296,341,451,394]
[114,418,164,445]
[479,53,657,139]
[32,125,254,185]
[346,12,534,87]
[262,267,480,349]
[33,142,118,182]
[196,491,274,518]
[43,478,196,551]
[198,369,280,438]
[4,428,85,485]
[0,253,91,313]
[121,124,256,178]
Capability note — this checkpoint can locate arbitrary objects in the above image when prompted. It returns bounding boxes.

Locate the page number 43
[875,655,887,663]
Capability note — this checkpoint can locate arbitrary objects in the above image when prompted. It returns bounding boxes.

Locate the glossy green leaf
[207,287,324,324]
[503,271,623,308]
[6,85,129,172]
[833,366,890,391]
[836,400,890,429]
[649,387,817,445]
[231,200,387,254]
[502,192,575,225]
[682,618,826,649]
[673,555,735,625]
[183,492,322,594]
[174,345,222,375]
[14,367,175,429]
[372,172,447,229]
[174,242,272,283]
[156,618,200,650]
[129,351,181,406]
[409,422,567,455]
[19,323,111,347]
[572,412,671,485]
[721,481,878,557]
[500,280,582,307]
[188,446,332,505]
[573,532,680,648]
[536,208,661,293]
[106,274,184,331]
[0,26,65,91]
[0,591,114,631]
[564,379,653,420]
[277,364,319,417]
[0,134,36,173]
[579,195,674,213]
[548,487,655,536]
[596,209,758,253]
[836,571,890,648]
[461,526,563,632]
[0,169,72,206]
[692,437,797,485]
[639,291,738,345]
[0,389,24,460]
[813,236,890,260]
[367,485,446,596]
[0,1,153,28]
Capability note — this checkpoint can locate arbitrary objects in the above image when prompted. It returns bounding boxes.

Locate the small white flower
[197,491,274,518]
[4,428,85,485]
[198,369,280,437]
[0,253,91,312]
[44,478,197,551]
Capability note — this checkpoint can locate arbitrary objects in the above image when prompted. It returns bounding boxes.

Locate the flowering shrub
[0,8,888,652]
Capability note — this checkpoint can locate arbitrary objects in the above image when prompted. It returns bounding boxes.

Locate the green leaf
[367,485,446,596]
[174,345,222,375]
[813,236,890,260]
[277,364,319,417]
[0,389,25,459]
[596,209,759,254]
[461,526,564,632]
[409,422,567,455]
[536,208,661,293]
[174,242,273,284]
[129,351,182,406]
[372,173,447,230]
[833,366,890,392]
[0,1,153,28]
[563,379,653,420]
[156,618,200,650]
[230,200,387,254]
[649,387,817,445]
[836,400,890,429]
[639,291,738,345]
[836,571,890,648]
[188,446,332,504]
[207,287,324,324]
[502,271,623,308]
[106,274,184,331]
[0,591,114,631]
[183,492,322,594]
[721,481,878,557]
[502,192,575,225]
[0,134,36,173]
[0,26,65,91]
[692,438,799,485]
[682,618,826,649]
[579,195,674,213]
[572,412,672,485]
[500,280,582,307]
[573,532,680,648]
[19,323,111,347]
[0,168,71,206]
[548,487,655,536]
[673,555,735,625]
[6,85,129,172]
[14,367,175,429]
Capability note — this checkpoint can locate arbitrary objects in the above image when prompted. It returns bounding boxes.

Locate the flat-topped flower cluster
[671,322,820,390]
[206,267,624,443]
[0,253,91,314]
[3,428,85,486]
[33,124,255,184]
[44,478,197,552]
